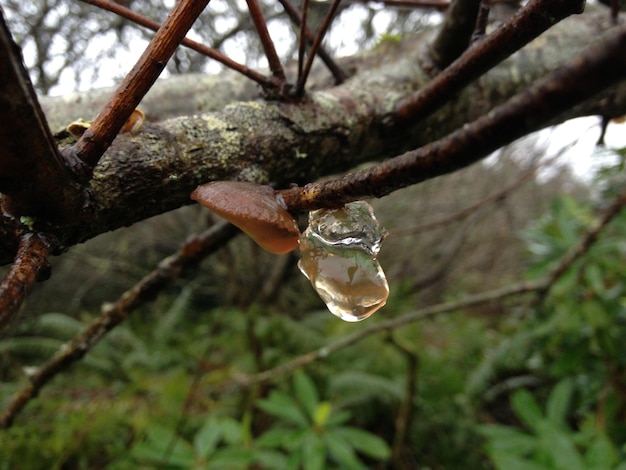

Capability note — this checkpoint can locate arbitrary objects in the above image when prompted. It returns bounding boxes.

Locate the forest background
[1,0,626,468]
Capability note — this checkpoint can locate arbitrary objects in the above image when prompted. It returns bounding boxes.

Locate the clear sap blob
[298,201,389,322]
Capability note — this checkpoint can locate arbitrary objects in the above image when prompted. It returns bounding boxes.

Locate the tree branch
[70,0,211,168]
[280,23,626,210]
[0,233,51,332]
[294,0,343,96]
[278,0,348,84]
[0,220,237,429]
[2,12,624,265]
[246,0,286,82]
[396,0,585,125]
[429,0,482,69]
[79,0,278,90]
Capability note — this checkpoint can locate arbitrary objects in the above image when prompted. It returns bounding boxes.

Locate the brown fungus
[191,181,300,254]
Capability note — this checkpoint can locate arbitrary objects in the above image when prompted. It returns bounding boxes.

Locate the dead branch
[0,12,623,268]
[246,0,287,83]
[70,0,211,169]
[280,23,626,210]
[429,0,482,69]
[0,220,238,429]
[396,0,585,125]
[278,0,348,85]
[0,233,51,331]
[294,0,343,96]
[80,0,276,89]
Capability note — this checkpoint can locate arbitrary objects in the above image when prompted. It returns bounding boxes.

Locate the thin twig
[390,160,539,237]
[339,0,449,8]
[471,0,491,42]
[80,0,277,89]
[395,0,585,125]
[389,334,418,467]
[0,233,51,333]
[297,0,310,81]
[294,0,343,96]
[232,279,544,388]
[542,191,626,293]
[278,0,348,84]
[69,0,211,169]
[246,0,286,82]
[279,23,626,211]
[429,0,483,69]
[0,221,238,429]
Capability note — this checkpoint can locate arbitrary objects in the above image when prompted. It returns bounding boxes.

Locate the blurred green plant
[254,370,391,469]
[471,173,626,468]
[125,370,391,469]
[480,379,626,470]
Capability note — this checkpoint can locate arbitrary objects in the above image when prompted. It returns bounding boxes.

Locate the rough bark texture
[5,10,626,264]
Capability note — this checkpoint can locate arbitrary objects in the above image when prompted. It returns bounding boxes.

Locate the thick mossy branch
[2,12,625,264]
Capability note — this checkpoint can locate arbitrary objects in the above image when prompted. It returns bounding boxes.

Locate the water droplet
[298,201,389,322]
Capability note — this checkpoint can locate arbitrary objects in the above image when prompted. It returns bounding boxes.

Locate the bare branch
[471,0,491,42]
[246,0,286,82]
[541,191,626,294]
[278,0,348,85]
[79,0,277,90]
[294,0,343,96]
[0,220,237,429]
[395,0,585,125]
[0,233,51,332]
[429,0,482,69]
[280,23,626,211]
[1,13,622,266]
[70,0,211,169]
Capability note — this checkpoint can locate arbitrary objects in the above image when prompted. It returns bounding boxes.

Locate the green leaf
[257,428,308,451]
[256,428,302,449]
[333,427,391,460]
[209,447,256,468]
[323,433,368,470]
[250,449,289,469]
[545,379,573,426]
[302,431,326,470]
[131,425,195,468]
[257,391,309,428]
[584,263,606,296]
[312,402,332,428]
[326,409,352,426]
[293,371,320,419]
[217,417,244,445]
[193,417,222,459]
[511,389,544,432]
[479,424,536,456]
[537,421,584,470]
[584,434,617,469]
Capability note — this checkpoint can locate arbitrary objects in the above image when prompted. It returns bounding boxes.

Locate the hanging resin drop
[298,201,389,322]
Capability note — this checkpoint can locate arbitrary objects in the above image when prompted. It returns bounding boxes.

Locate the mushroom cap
[191,181,300,254]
